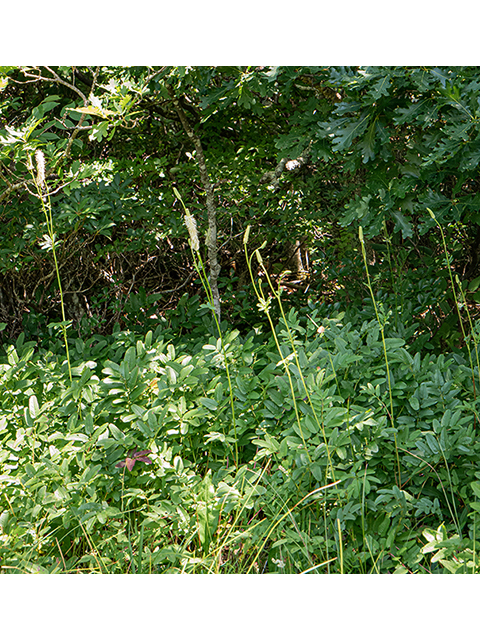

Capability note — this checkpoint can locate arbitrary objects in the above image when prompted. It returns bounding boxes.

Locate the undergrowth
[2,215,480,573]
[1,290,480,572]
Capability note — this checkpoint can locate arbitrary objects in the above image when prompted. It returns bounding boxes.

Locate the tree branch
[259,143,312,190]
[0,67,100,204]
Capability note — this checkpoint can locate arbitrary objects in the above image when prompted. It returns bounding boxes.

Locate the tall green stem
[28,151,72,382]
[359,226,400,487]
[243,232,312,464]
[427,209,477,401]
[175,187,238,467]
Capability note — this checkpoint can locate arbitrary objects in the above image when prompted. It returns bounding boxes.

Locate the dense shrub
[1,301,480,573]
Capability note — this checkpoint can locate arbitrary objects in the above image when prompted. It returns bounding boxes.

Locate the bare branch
[0,178,35,204]
[0,161,14,188]
[43,66,89,105]
[145,66,168,85]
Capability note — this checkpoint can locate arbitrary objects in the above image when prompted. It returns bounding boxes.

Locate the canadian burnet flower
[35,149,45,190]
[185,213,200,252]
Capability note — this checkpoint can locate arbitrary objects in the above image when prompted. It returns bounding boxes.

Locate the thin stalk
[127,527,136,574]
[120,467,126,528]
[78,520,107,573]
[27,151,72,381]
[361,464,367,566]
[336,518,344,574]
[53,539,69,574]
[473,516,477,574]
[435,437,461,537]
[305,314,342,397]
[397,447,460,532]
[359,226,401,487]
[243,237,311,463]
[175,187,238,467]
[363,535,381,574]
[455,274,480,397]
[252,467,318,570]
[427,209,476,386]
[323,502,331,574]
[300,558,337,574]
[252,251,336,481]
[246,479,342,574]
[205,463,271,573]
[168,87,221,321]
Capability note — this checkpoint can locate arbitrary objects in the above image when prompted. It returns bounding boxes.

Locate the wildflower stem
[28,150,72,382]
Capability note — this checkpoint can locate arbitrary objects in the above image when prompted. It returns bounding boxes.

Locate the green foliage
[1,290,480,573]
[313,67,480,237]
[3,66,480,573]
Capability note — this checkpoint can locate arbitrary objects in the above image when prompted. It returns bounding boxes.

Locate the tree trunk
[167,87,221,322]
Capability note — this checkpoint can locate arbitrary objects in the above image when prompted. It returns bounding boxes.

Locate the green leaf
[89,121,110,141]
[7,347,19,366]
[468,276,480,292]
[383,338,406,349]
[28,395,39,419]
[391,210,413,239]
[370,75,391,99]
[199,397,218,411]
[67,105,115,119]
[0,511,10,530]
[131,404,145,418]
[408,396,420,411]
[357,119,377,163]
[471,481,480,499]
[109,424,125,440]
[425,432,439,454]
[332,112,372,152]
[166,365,177,386]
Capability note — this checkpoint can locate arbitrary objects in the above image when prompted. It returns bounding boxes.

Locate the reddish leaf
[136,449,152,458]
[135,450,153,464]
[116,448,153,472]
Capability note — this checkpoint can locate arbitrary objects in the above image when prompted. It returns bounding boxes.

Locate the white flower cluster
[285,159,301,171]
[35,149,45,190]
[184,213,200,252]
[271,557,285,569]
